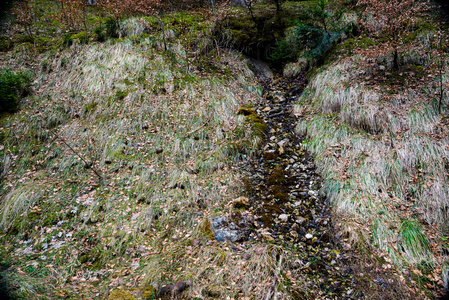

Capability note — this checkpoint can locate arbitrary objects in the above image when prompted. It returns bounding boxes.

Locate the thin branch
[50,129,104,182]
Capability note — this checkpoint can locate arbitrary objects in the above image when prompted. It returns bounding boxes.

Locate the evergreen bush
[105,18,120,38]
[0,68,31,113]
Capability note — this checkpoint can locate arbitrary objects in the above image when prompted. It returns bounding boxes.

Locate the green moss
[0,36,13,52]
[403,19,437,44]
[71,31,90,44]
[84,101,98,113]
[108,290,135,300]
[213,251,227,266]
[237,107,268,137]
[198,219,214,239]
[142,286,156,299]
[114,90,129,101]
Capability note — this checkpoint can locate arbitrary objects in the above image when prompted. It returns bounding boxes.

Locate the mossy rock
[237,107,268,137]
[108,290,135,300]
[198,218,214,239]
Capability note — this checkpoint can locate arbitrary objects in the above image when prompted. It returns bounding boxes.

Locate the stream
[243,76,356,298]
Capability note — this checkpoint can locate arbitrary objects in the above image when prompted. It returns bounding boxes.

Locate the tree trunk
[393,48,399,70]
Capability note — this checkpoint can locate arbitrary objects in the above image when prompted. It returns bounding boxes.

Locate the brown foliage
[357,0,429,69]
[12,0,34,38]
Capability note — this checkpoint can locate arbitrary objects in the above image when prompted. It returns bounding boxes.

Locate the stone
[159,286,170,296]
[210,214,252,242]
[278,145,285,155]
[254,246,265,255]
[257,228,275,242]
[173,281,188,293]
[296,217,306,225]
[243,252,251,260]
[278,214,289,222]
[231,196,250,209]
[283,58,310,78]
[246,58,274,79]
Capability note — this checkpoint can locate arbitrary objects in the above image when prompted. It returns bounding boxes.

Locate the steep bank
[292,2,449,298]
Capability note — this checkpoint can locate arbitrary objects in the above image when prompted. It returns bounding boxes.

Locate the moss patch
[108,290,135,300]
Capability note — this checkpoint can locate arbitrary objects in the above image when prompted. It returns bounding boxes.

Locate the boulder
[283,58,309,78]
[246,58,274,79]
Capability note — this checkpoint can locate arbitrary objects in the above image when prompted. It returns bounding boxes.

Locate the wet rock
[296,217,306,225]
[257,228,275,242]
[210,214,252,242]
[235,76,356,298]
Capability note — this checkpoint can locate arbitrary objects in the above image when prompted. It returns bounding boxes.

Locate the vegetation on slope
[0,3,285,299]
[2,0,449,298]
[294,0,449,297]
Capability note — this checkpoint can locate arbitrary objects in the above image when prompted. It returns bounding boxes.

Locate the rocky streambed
[211,76,358,298]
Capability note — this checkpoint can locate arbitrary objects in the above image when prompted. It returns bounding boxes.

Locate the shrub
[105,18,120,38]
[0,68,32,113]
[72,31,90,44]
[62,33,73,47]
[94,25,106,42]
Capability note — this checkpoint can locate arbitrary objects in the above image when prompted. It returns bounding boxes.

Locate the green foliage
[400,219,430,260]
[94,25,106,42]
[309,0,331,28]
[72,31,89,44]
[272,22,345,63]
[105,18,120,38]
[269,39,295,64]
[62,33,73,47]
[301,28,344,59]
[0,68,32,113]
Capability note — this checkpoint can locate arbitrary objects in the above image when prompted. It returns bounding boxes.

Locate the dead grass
[0,15,275,298]
[294,32,449,295]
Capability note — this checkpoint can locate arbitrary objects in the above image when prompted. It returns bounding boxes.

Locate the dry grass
[0,18,277,298]
[294,35,449,293]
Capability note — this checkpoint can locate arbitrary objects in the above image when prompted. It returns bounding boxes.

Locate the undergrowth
[294,3,449,297]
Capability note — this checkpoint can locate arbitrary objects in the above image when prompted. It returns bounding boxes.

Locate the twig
[185,116,212,138]
[50,129,103,182]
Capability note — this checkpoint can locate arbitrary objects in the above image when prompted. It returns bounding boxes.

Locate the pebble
[234,78,356,298]
[278,214,289,222]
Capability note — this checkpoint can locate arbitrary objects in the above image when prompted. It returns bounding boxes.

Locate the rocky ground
[210,74,358,299]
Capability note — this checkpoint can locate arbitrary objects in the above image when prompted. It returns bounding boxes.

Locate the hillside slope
[294,0,449,298]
